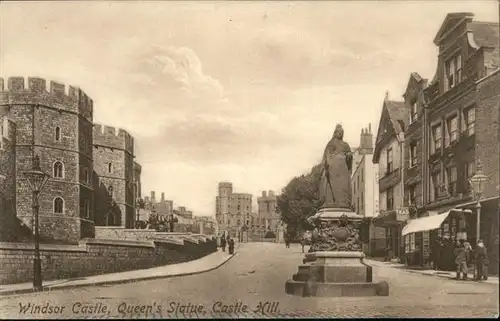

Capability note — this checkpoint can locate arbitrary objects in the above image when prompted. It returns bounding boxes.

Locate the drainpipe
[399,132,405,260]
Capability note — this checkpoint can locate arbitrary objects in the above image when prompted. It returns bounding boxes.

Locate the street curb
[0,252,237,298]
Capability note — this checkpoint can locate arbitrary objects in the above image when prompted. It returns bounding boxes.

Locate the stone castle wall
[0,236,217,285]
[0,77,94,244]
[93,124,135,228]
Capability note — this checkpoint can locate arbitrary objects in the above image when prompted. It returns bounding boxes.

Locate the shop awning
[402,211,449,236]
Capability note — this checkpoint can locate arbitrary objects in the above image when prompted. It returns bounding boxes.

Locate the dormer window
[444,54,462,91]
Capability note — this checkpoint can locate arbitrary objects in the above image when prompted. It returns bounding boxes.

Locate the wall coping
[80,238,155,249]
[151,238,185,246]
[181,236,199,244]
[0,242,86,253]
[94,226,125,230]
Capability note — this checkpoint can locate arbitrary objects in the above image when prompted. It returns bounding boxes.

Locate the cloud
[110,45,293,165]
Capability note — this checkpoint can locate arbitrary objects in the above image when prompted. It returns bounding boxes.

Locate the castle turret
[151,191,156,203]
[161,192,165,203]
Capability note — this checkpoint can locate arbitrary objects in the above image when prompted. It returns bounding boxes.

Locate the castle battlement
[93,123,134,154]
[0,77,93,121]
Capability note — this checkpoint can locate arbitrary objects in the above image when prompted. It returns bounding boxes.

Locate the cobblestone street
[0,243,498,318]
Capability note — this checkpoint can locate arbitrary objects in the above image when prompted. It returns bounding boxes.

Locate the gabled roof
[372,97,409,163]
[386,100,409,135]
[468,21,500,49]
[403,72,427,98]
[433,12,474,45]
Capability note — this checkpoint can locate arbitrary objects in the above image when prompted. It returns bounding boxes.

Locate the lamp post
[469,160,490,243]
[23,155,50,292]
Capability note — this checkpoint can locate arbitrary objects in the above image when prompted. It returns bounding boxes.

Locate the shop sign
[396,207,410,221]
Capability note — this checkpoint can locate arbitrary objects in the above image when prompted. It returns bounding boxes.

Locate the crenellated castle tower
[93,123,136,228]
[0,76,95,243]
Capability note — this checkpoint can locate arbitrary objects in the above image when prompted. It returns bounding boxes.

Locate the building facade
[0,77,95,244]
[409,13,499,272]
[401,72,429,265]
[372,93,410,261]
[257,190,279,233]
[93,124,136,229]
[351,124,385,256]
[215,182,252,237]
[397,13,499,272]
[0,115,17,241]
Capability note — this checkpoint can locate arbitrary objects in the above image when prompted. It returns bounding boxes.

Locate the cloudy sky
[1,1,498,216]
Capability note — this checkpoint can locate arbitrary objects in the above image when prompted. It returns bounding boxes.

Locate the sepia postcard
[0,0,499,319]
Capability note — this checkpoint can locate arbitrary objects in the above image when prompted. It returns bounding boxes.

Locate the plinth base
[285,280,389,297]
[285,251,389,297]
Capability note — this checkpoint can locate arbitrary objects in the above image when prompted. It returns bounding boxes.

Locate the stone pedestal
[285,207,389,297]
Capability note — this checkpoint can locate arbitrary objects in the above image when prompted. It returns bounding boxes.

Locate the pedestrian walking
[221,234,227,252]
[301,237,305,253]
[474,240,489,281]
[454,239,468,280]
[228,236,235,255]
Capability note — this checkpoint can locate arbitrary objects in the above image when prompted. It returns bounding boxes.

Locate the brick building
[215,182,252,237]
[0,77,95,244]
[401,13,499,272]
[93,124,136,229]
[372,92,410,261]
[0,115,17,241]
[400,72,429,265]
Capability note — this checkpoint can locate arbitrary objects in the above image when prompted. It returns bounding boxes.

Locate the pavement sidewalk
[0,248,235,297]
[366,259,499,285]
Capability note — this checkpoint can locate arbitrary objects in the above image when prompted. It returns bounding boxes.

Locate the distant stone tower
[216,182,233,230]
[0,76,94,244]
[93,123,135,228]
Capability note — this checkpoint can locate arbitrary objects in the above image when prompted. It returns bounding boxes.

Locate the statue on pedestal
[319,124,353,210]
[285,123,389,297]
[308,124,361,253]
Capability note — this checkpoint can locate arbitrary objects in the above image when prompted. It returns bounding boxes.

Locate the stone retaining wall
[94,226,190,240]
[0,236,217,285]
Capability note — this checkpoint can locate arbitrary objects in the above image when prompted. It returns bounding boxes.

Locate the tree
[277,163,323,236]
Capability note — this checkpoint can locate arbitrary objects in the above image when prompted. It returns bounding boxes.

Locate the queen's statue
[285,123,389,298]
[319,124,353,210]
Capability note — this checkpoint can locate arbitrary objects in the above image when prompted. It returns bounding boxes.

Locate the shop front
[402,209,474,270]
[373,208,409,261]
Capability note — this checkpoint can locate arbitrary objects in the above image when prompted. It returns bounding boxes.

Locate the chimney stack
[359,123,374,154]
[161,192,165,202]
[151,191,156,203]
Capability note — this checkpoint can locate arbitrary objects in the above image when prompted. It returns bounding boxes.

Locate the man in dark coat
[228,237,235,255]
[220,233,227,252]
[474,240,488,281]
[454,239,468,280]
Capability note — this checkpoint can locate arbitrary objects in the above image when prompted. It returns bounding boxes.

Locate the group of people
[453,239,489,281]
[220,233,235,255]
